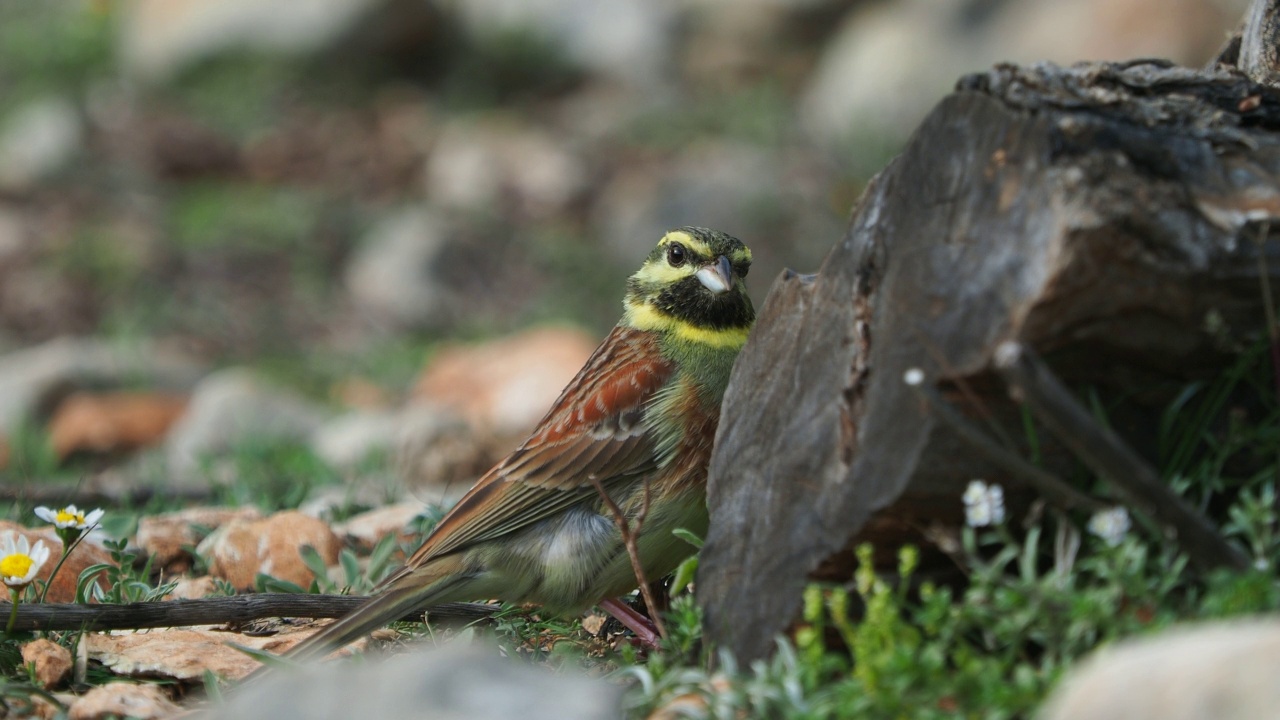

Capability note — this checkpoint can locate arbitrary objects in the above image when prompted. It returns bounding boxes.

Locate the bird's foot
[598,597,662,650]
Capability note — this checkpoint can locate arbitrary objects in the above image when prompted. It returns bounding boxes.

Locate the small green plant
[77,538,176,605]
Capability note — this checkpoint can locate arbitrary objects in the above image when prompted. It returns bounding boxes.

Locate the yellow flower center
[0,553,33,580]
[56,510,84,525]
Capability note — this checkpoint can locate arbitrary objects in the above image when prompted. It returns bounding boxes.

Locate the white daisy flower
[963,479,1005,527]
[34,504,104,531]
[0,532,50,588]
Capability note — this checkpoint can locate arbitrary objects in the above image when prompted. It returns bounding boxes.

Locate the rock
[591,142,838,286]
[47,391,189,460]
[198,510,341,591]
[450,0,675,86]
[211,641,619,720]
[799,0,1248,149]
[310,410,401,470]
[67,681,180,720]
[164,574,219,600]
[0,337,203,441]
[412,326,596,436]
[393,404,494,494]
[424,118,588,219]
[118,0,432,82]
[344,207,449,329]
[333,501,425,551]
[0,96,83,191]
[135,506,263,572]
[86,625,327,682]
[0,522,112,603]
[165,368,330,479]
[21,638,72,689]
[1038,620,1280,720]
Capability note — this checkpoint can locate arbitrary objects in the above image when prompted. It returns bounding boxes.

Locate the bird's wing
[400,325,674,566]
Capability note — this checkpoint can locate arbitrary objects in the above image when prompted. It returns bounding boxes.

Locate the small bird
[282,227,754,662]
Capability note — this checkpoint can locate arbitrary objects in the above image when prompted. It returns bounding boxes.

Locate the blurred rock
[1038,620,1280,720]
[67,681,180,720]
[412,326,596,436]
[118,0,439,82]
[425,118,588,219]
[164,574,219,599]
[344,207,449,329]
[198,510,341,591]
[0,96,83,191]
[135,506,262,572]
[0,207,27,263]
[448,0,675,86]
[394,404,493,494]
[213,641,619,720]
[0,522,112,603]
[21,638,72,689]
[310,410,400,470]
[334,501,425,551]
[800,0,1248,149]
[47,391,188,460]
[0,337,203,441]
[165,368,331,478]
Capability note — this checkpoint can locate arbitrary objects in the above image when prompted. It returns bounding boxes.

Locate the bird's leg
[598,597,662,650]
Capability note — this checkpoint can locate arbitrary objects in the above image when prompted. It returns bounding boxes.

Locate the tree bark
[699,60,1280,662]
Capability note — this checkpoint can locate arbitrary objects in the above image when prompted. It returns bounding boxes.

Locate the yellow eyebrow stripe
[658,230,712,258]
[624,300,750,349]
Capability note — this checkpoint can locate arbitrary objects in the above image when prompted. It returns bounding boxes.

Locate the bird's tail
[271,555,469,667]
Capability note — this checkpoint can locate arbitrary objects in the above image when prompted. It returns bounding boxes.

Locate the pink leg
[598,597,662,649]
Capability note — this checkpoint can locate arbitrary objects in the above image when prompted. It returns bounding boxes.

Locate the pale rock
[394,404,493,495]
[334,501,426,551]
[136,506,263,571]
[119,0,380,81]
[211,641,619,720]
[310,410,401,469]
[0,96,83,190]
[424,118,588,218]
[21,638,72,689]
[86,625,327,682]
[165,368,330,479]
[1038,620,1280,720]
[344,207,448,329]
[412,326,596,436]
[198,510,341,591]
[67,682,180,720]
[164,574,220,600]
[0,337,203,439]
[799,0,1248,149]
[445,0,675,86]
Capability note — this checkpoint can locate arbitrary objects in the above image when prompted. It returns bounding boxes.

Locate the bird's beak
[695,255,734,295]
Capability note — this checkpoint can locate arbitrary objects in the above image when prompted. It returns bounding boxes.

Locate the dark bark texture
[699,60,1280,662]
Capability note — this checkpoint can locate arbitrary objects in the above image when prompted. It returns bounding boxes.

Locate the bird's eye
[666,243,687,267]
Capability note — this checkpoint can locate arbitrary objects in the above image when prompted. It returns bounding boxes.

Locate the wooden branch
[994,342,1250,572]
[4,595,496,633]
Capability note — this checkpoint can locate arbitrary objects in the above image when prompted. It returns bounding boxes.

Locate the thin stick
[994,342,1250,572]
[903,369,1109,514]
[3,595,496,633]
[588,476,666,640]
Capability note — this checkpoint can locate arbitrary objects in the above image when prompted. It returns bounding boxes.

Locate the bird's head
[623,227,755,349]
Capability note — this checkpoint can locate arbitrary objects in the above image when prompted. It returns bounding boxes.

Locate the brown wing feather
[393,325,673,571]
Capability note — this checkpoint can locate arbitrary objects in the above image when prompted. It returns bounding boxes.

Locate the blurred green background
[0,0,1247,386]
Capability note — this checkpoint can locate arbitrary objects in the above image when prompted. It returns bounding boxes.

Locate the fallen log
[699,58,1280,662]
